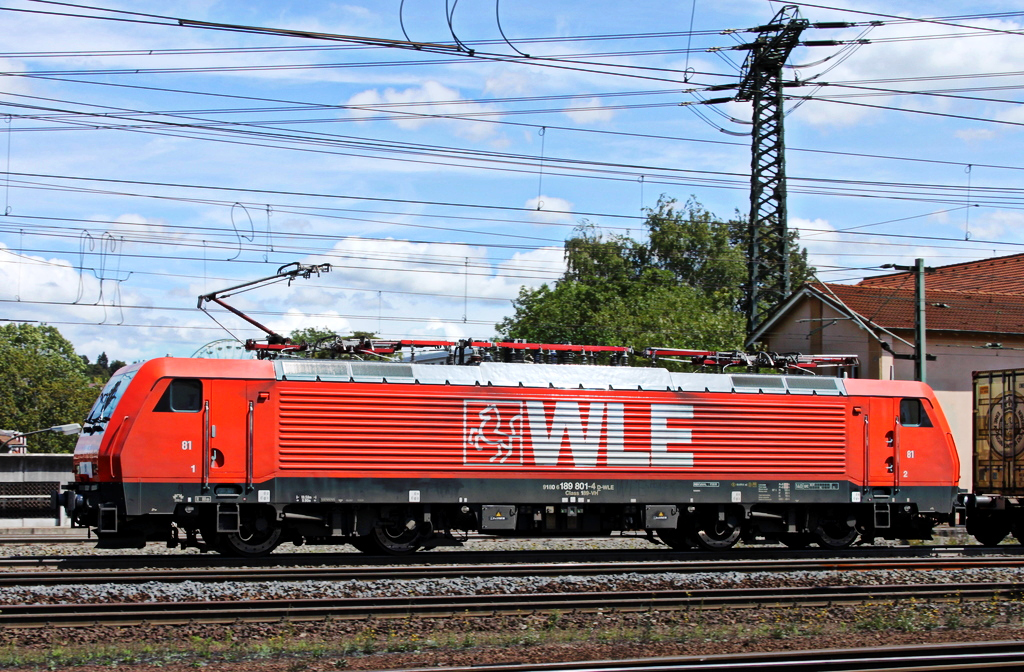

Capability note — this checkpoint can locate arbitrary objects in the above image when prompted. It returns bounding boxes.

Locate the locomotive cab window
[153,379,203,413]
[899,398,932,427]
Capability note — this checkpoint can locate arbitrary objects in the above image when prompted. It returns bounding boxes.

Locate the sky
[1,0,1023,363]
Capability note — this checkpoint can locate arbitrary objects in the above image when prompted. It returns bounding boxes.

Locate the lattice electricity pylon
[735,5,808,333]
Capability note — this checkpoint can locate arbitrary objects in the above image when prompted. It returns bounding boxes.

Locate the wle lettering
[463,399,694,468]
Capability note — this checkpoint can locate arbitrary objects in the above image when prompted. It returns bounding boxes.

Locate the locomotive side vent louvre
[274,359,844,394]
[729,374,844,395]
[275,360,418,383]
[349,362,415,382]
[731,375,786,392]
[785,377,840,393]
[276,360,351,381]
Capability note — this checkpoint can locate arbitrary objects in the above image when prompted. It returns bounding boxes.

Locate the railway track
[2,541,1021,570]
[3,554,1024,587]
[0,535,90,545]
[391,641,1024,672]
[2,580,1020,629]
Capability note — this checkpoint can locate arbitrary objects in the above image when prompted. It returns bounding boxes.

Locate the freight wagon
[58,352,961,556]
[966,368,1024,545]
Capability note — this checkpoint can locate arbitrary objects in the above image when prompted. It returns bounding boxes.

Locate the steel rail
[2,581,1019,629]
[0,535,91,544]
[383,641,1024,672]
[1,542,1021,571]
[3,555,1024,587]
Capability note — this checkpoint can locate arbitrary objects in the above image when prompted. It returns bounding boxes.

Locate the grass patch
[0,601,1016,670]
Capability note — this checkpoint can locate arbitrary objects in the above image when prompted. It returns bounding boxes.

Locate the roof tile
[813,283,1024,335]
[858,252,1024,295]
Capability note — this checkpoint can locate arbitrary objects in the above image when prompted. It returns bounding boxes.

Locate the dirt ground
[3,600,1023,671]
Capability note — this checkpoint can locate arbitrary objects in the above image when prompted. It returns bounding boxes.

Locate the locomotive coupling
[52,488,84,518]
[963,494,997,509]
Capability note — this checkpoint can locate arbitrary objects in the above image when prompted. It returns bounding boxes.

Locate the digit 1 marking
[191,464,196,473]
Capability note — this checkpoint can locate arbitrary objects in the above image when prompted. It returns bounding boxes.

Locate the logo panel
[988,393,1024,459]
[464,400,525,465]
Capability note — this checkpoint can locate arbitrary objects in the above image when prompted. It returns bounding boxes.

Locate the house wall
[879,331,1024,489]
[762,297,877,379]
[919,335,1024,491]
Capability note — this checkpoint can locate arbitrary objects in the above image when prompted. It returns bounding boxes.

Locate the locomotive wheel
[366,524,422,555]
[970,513,1010,547]
[657,528,696,551]
[348,534,382,555]
[693,521,741,550]
[813,520,858,550]
[218,509,282,558]
[976,530,1008,547]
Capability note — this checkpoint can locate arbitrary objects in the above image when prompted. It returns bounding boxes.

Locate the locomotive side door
[122,377,206,483]
[865,397,899,494]
[206,379,250,485]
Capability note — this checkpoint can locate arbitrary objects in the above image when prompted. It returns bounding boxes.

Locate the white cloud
[791,215,1014,283]
[0,246,204,361]
[967,210,1024,242]
[483,71,534,96]
[524,196,574,223]
[345,81,497,140]
[317,237,562,298]
[563,97,615,124]
[995,105,1024,125]
[0,58,31,97]
[788,15,1024,130]
[955,128,997,142]
[275,307,352,338]
[202,238,569,340]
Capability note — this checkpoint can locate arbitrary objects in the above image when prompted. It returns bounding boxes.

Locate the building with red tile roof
[858,252,1024,296]
[748,253,1024,489]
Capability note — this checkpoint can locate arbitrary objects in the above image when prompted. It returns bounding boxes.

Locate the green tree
[0,324,98,453]
[81,352,127,383]
[497,196,810,356]
[727,211,814,319]
[288,327,378,358]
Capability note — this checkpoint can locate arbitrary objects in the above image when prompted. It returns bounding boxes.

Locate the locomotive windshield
[83,370,135,433]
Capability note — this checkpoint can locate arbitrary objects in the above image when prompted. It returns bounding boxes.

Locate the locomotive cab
[58,358,283,555]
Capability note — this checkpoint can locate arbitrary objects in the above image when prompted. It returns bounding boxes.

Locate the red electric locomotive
[58,348,961,556]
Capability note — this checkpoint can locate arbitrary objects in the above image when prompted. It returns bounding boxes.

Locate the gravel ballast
[1,535,1021,671]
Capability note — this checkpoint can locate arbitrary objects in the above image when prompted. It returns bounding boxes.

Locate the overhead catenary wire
[8,71,1024,177]
[1,2,1023,351]
[7,163,1024,212]
[3,83,1023,205]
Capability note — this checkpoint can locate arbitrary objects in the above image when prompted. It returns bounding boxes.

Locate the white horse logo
[467,403,523,463]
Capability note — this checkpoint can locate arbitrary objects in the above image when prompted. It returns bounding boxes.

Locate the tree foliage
[288,327,378,358]
[0,324,98,453]
[496,196,812,355]
[81,352,127,384]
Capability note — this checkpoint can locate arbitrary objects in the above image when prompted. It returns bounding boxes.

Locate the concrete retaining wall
[0,454,73,528]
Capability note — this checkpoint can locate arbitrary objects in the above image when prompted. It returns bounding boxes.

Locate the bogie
[72,496,964,557]
[217,507,283,557]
